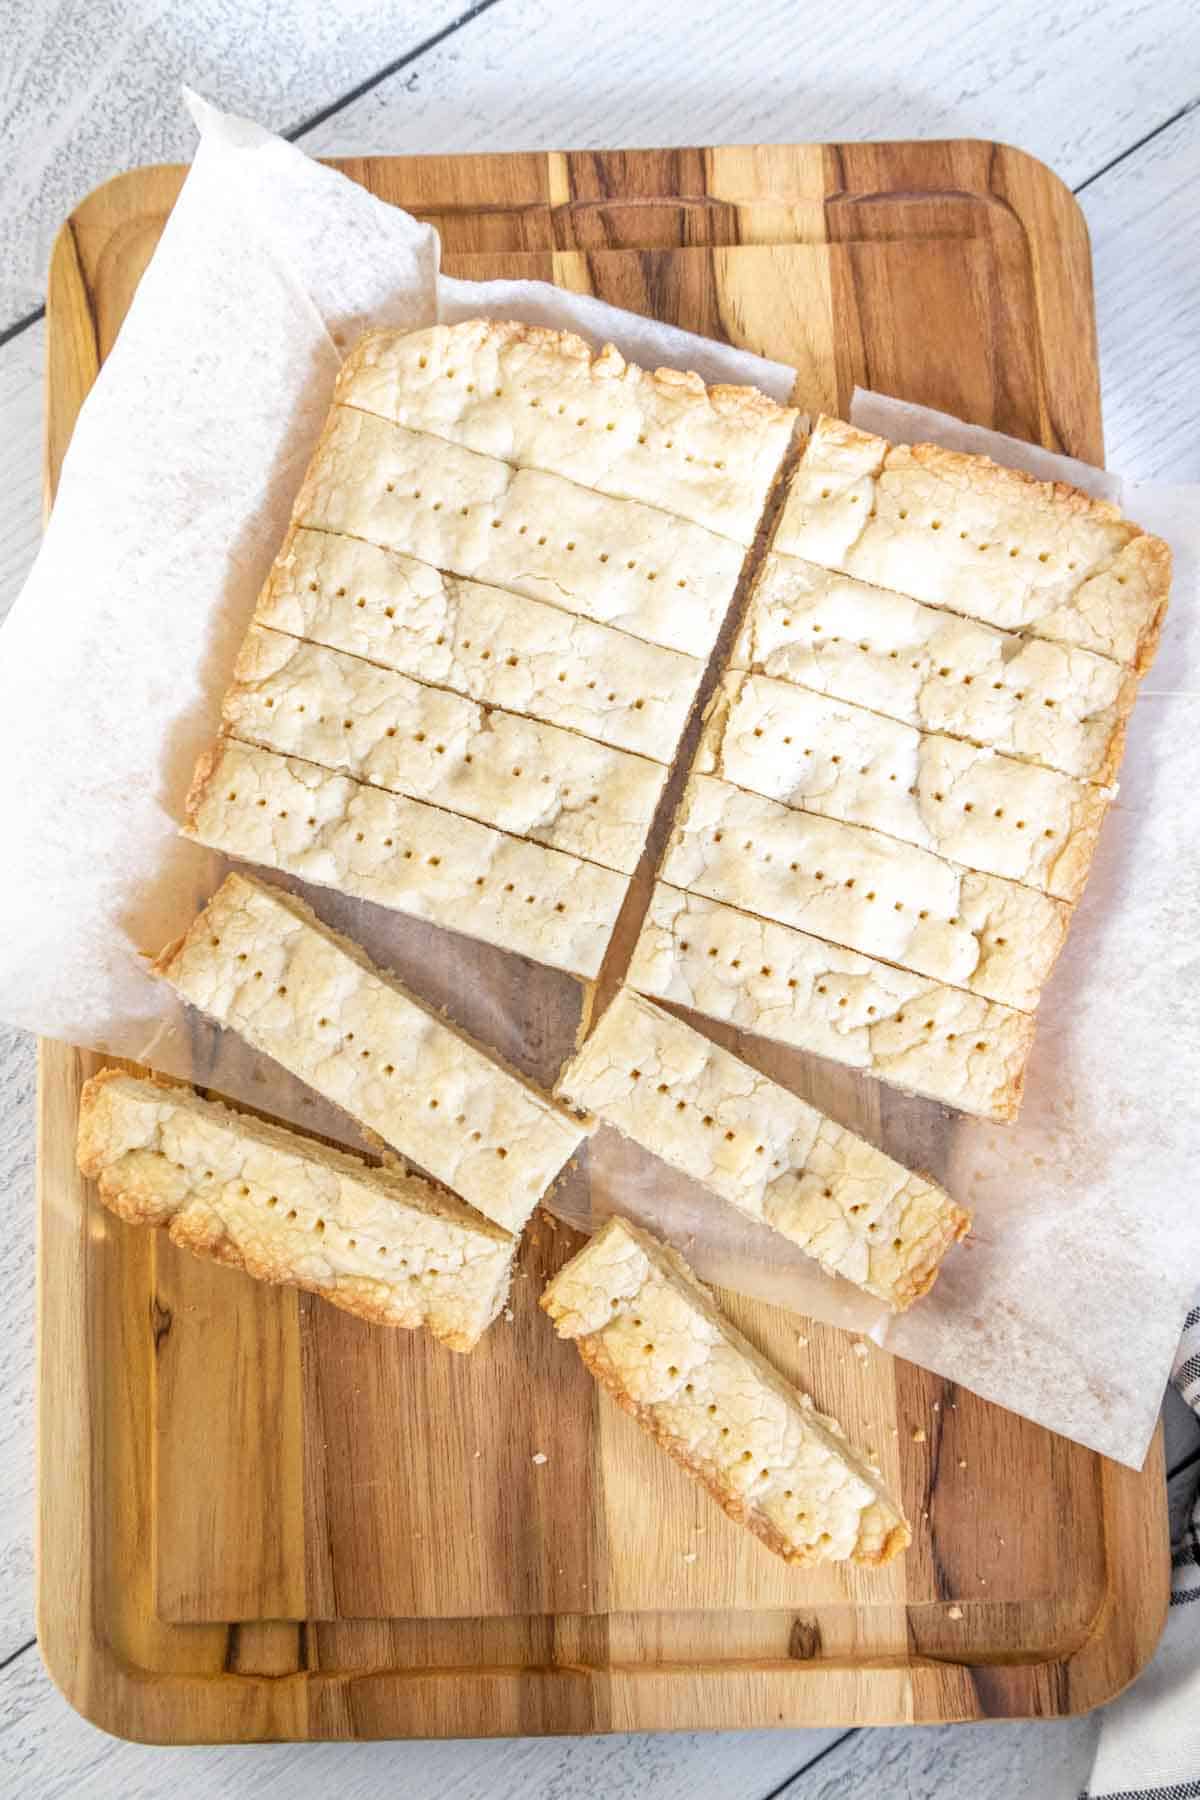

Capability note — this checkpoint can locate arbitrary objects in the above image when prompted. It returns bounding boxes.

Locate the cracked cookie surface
[556,990,968,1309]
[541,1216,911,1564]
[78,1069,515,1348]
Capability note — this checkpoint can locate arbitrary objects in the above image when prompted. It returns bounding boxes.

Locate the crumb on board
[947,1604,964,1621]
[958,1457,968,1469]
[682,1551,698,1564]
[532,1452,548,1465]
[796,1333,809,1349]
[912,1427,927,1443]
[852,1340,869,1360]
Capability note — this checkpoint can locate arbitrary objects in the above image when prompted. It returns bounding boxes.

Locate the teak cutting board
[38,142,1169,1743]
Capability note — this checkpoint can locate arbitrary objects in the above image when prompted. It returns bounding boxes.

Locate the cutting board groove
[37,140,1167,1743]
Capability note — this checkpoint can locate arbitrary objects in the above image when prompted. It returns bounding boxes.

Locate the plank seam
[0,304,43,350]
[762,1728,860,1798]
[287,0,508,144]
[0,1635,36,1675]
[1073,94,1200,195]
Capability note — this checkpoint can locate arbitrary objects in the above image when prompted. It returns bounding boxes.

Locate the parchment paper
[2,94,1195,1466]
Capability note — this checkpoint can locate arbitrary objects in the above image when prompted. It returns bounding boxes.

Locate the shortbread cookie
[774,416,1170,670]
[627,883,1035,1120]
[257,528,703,762]
[78,1069,515,1348]
[541,1217,911,1565]
[660,774,1070,1012]
[734,551,1138,785]
[293,406,745,654]
[696,671,1110,903]
[555,989,968,1309]
[223,625,667,876]
[185,739,628,981]
[154,873,589,1233]
[336,321,798,544]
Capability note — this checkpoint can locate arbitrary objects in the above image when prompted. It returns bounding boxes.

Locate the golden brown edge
[76,1069,509,1350]
[891,1197,973,1307]
[337,318,801,432]
[807,415,1173,676]
[541,1217,911,1565]
[575,1332,910,1567]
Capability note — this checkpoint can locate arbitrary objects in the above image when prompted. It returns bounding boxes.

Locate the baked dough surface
[697,670,1110,902]
[734,552,1138,785]
[541,1216,911,1565]
[185,738,628,980]
[257,527,703,762]
[336,321,798,545]
[661,774,1070,1012]
[154,873,590,1233]
[555,989,968,1309]
[774,417,1170,670]
[628,883,1035,1121]
[77,1069,515,1348]
[294,406,746,655]
[224,625,667,876]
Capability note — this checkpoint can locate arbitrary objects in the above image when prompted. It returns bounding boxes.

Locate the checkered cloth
[1084,1299,1200,1800]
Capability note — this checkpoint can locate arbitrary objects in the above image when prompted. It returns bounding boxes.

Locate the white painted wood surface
[1,0,1198,1791]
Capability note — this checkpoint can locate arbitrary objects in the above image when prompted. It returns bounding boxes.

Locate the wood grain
[37,140,1169,1743]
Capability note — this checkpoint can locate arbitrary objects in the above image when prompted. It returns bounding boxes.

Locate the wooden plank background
[2,0,1199,1792]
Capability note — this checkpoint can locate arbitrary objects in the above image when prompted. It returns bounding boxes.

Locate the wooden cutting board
[37,141,1169,1743]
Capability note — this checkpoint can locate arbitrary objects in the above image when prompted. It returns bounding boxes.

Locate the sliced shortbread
[555,989,968,1309]
[293,406,745,655]
[774,417,1170,670]
[697,671,1110,903]
[257,528,703,762]
[223,626,667,877]
[541,1216,911,1566]
[628,883,1035,1121]
[660,774,1070,1012]
[336,321,798,545]
[77,1069,514,1349]
[185,739,628,981]
[734,552,1138,785]
[154,873,590,1233]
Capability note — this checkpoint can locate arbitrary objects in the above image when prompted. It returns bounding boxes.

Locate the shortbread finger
[337,321,798,545]
[774,416,1170,670]
[628,884,1035,1121]
[293,406,745,654]
[257,528,703,762]
[223,626,667,876]
[541,1217,910,1565]
[734,552,1138,785]
[660,774,1069,1012]
[697,671,1111,903]
[185,739,628,981]
[77,1069,514,1349]
[555,989,968,1309]
[154,873,589,1233]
